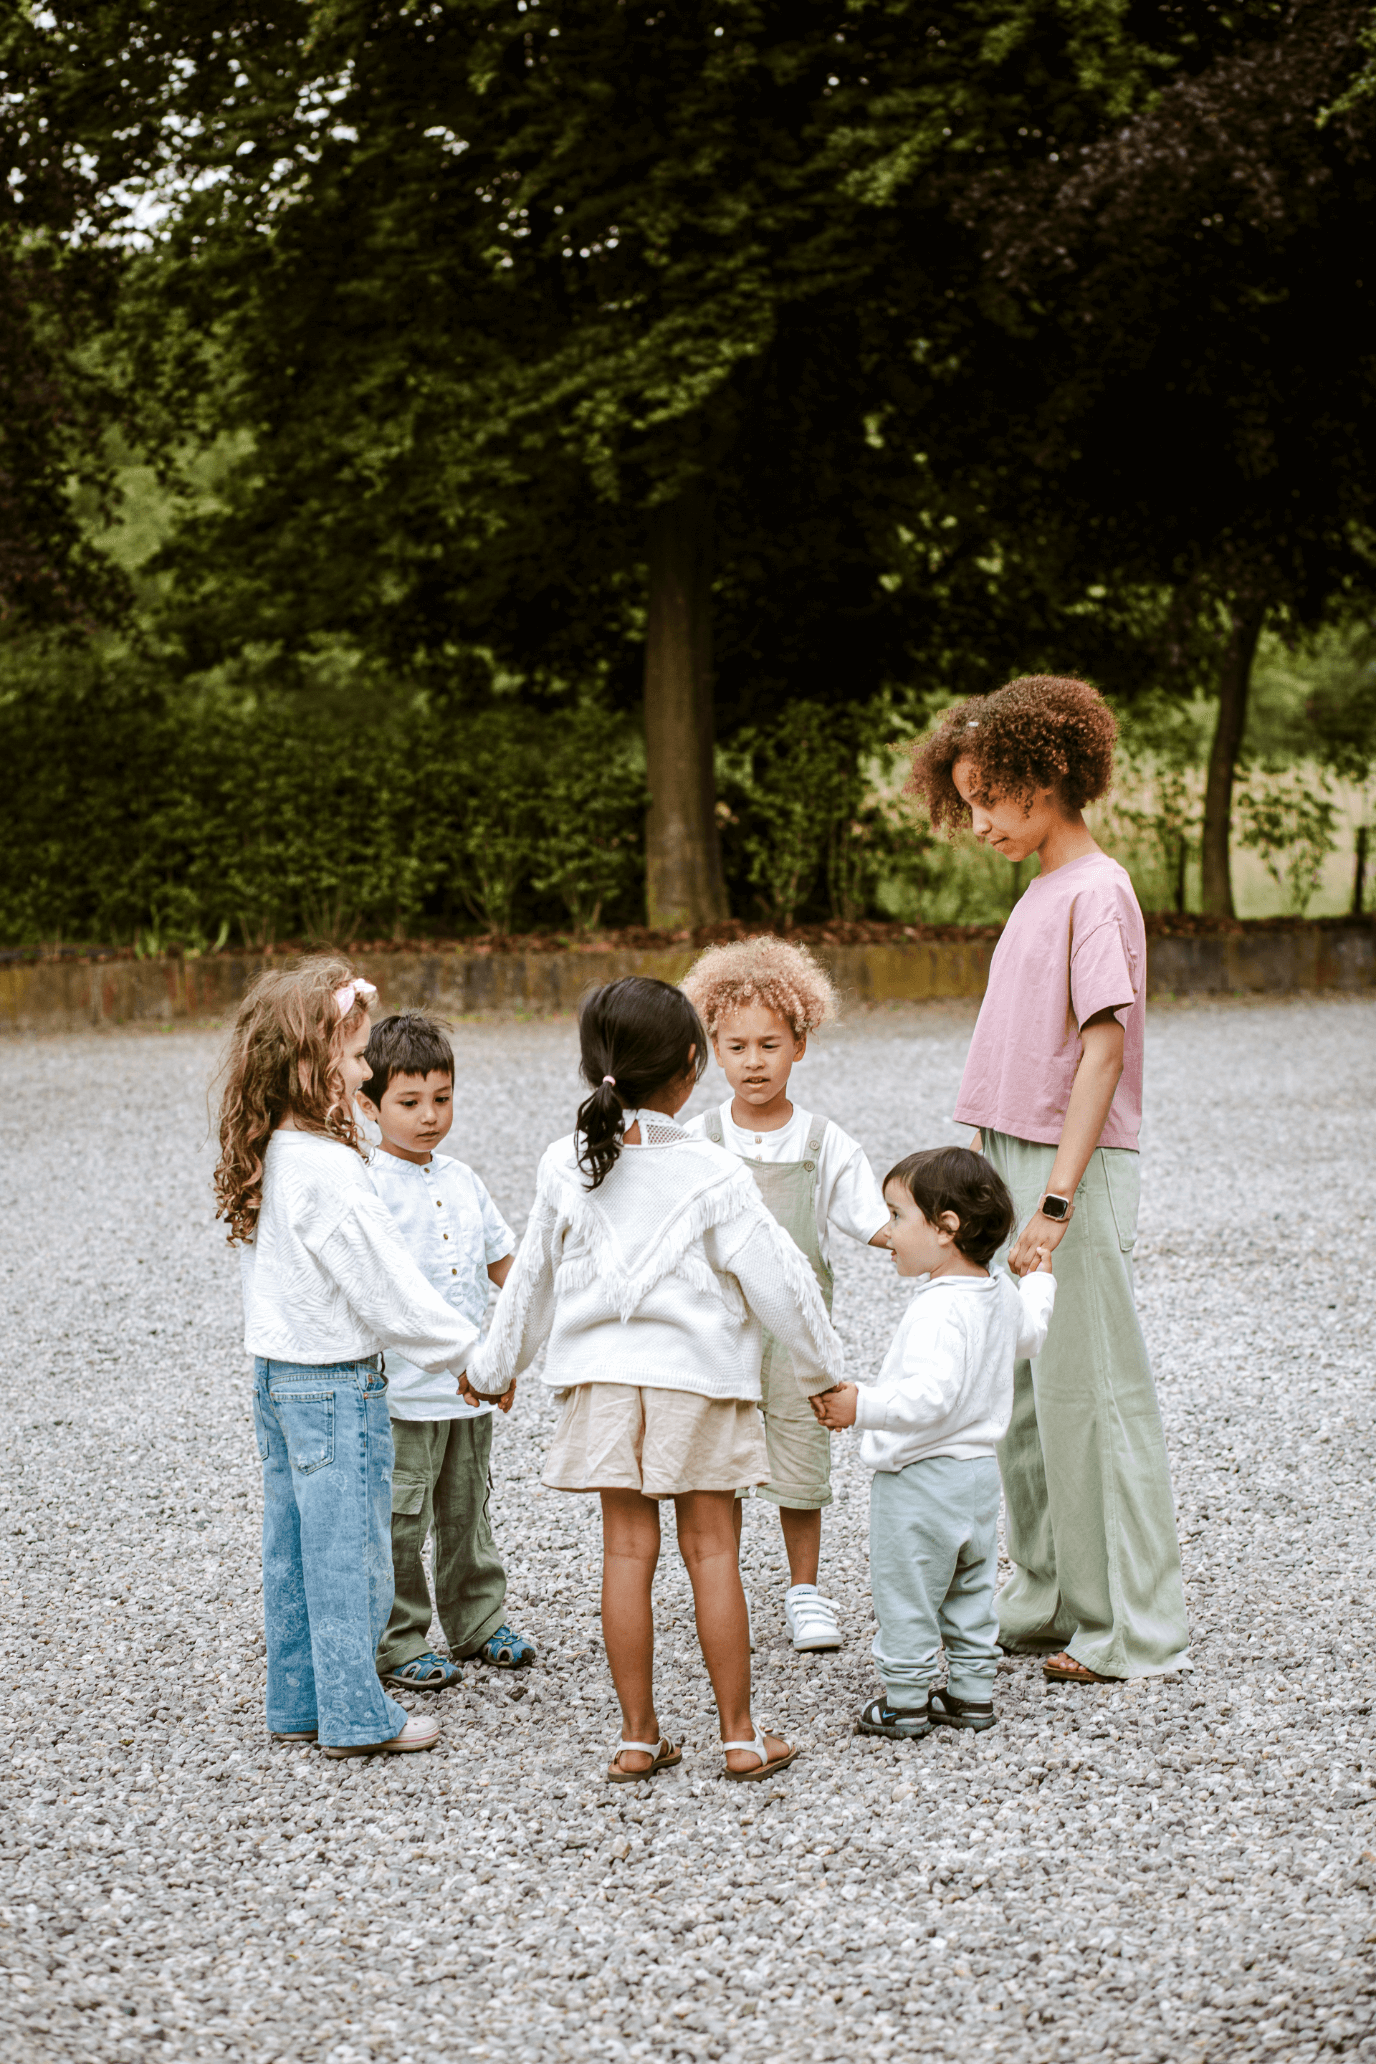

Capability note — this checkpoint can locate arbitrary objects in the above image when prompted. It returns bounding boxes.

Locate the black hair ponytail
[575,977,707,1188]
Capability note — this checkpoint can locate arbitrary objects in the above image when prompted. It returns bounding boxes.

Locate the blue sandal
[384,1650,462,1691]
[474,1624,537,1669]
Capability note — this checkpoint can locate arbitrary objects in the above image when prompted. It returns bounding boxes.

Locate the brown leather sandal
[1042,1651,1121,1684]
[723,1727,799,1782]
[606,1736,682,1783]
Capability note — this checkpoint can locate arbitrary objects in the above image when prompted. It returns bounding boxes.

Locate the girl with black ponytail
[465,977,846,1783]
[573,976,703,1188]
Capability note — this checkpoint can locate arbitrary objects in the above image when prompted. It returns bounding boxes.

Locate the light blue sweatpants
[869,1455,1002,1706]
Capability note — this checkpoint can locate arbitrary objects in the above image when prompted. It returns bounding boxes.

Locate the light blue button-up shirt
[368,1150,514,1421]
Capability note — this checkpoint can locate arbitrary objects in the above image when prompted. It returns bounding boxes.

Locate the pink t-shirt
[954,852,1146,1152]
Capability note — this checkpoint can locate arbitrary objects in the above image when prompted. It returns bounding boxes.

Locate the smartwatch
[1040,1192,1072,1221]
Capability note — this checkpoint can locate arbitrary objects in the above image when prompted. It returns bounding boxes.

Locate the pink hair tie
[602,1074,616,1086]
[334,978,378,1017]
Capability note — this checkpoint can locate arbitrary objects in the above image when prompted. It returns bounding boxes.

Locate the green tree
[14,0,1182,925]
[0,20,126,628]
[948,0,1376,915]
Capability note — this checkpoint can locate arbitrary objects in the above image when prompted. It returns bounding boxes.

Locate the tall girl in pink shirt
[909,676,1188,1684]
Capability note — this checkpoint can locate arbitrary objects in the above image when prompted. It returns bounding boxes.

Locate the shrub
[718,701,931,927]
[0,637,647,947]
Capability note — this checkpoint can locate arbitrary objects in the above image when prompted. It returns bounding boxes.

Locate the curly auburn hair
[907,675,1118,834]
[213,954,372,1245]
[680,935,838,1042]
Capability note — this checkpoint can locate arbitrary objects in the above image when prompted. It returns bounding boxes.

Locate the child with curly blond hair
[909,674,1189,1686]
[681,937,889,1652]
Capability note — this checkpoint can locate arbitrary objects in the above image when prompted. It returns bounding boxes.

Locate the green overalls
[704,1108,835,1510]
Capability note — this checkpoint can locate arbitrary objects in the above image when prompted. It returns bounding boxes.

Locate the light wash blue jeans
[869,1455,1002,1705]
[253,1356,408,1748]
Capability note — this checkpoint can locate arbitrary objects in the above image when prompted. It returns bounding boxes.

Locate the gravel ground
[2,994,1374,2064]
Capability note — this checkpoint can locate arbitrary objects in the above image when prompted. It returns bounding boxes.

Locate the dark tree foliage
[12,0,1371,925]
[944,0,1376,910]
[0,21,127,629]
[10,0,1187,921]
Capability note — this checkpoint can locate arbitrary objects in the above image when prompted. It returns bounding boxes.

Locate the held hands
[458,1370,518,1414]
[1007,1202,1069,1277]
[809,1383,859,1431]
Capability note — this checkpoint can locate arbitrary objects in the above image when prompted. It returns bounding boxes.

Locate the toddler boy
[813,1146,1055,1736]
[359,1011,535,1689]
[681,937,889,1651]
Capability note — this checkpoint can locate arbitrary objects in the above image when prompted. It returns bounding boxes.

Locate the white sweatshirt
[240,1131,480,1376]
[855,1268,1056,1474]
[467,1125,844,1402]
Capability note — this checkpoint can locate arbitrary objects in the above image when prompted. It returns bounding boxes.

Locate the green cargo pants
[982,1130,1190,1680]
[375,1414,508,1677]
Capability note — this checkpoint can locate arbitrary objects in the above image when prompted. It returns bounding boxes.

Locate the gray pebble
[1,995,1373,2062]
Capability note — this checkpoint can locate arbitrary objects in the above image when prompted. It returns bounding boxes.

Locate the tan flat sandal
[1042,1652,1121,1685]
[606,1736,682,1783]
[723,1727,799,1783]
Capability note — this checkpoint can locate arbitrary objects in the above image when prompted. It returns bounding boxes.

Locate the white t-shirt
[368,1150,515,1422]
[683,1101,888,1266]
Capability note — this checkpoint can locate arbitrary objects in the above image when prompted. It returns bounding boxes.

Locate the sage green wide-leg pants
[981,1131,1189,1679]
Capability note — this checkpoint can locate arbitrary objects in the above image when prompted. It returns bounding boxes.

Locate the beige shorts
[738,1337,833,1510]
[543,1383,769,1500]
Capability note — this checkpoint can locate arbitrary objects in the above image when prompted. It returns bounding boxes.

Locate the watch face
[1042,1195,1069,1220]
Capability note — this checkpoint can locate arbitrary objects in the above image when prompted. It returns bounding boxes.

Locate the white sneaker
[321,1714,441,1759]
[785,1584,842,1651]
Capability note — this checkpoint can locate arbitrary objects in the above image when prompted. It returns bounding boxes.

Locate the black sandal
[929,1686,997,1732]
[854,1697,932,1741]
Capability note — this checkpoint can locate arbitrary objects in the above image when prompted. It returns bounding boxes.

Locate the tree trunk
[643,484,727,928]
[1353,824,1369,918]
[1200,601,1266,919]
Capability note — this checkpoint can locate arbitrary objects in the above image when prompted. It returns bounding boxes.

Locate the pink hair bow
[333,978,379,1017]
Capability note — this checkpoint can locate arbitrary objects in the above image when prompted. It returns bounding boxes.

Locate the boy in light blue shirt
[359,1011,535,1689]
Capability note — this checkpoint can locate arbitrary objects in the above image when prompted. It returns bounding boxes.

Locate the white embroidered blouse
[466,1121,846,1403]
[240,1131,481,1375]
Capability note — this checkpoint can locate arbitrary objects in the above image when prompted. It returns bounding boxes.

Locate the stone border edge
[2,927,1373,1034]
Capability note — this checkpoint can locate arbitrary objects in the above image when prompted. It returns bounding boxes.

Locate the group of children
[215,672,1189,1775]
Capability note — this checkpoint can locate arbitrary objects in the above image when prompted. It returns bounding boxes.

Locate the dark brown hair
[576,977,706,1190]
[908,675,1118,834]
[362,1011,454,1107]
[213,955,370,1245]
[884,1146,1015,1266]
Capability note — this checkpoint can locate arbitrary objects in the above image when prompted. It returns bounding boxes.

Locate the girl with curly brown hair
[909,676,1189,1685]
[214,956,488,1758]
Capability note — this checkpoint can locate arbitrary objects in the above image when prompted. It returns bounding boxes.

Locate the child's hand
[1034,1245,1054,1274]
[809,1384,858,1430]
[459,1370,511,1410]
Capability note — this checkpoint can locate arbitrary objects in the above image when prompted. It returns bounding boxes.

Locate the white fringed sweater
[467,1128,845,1402]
